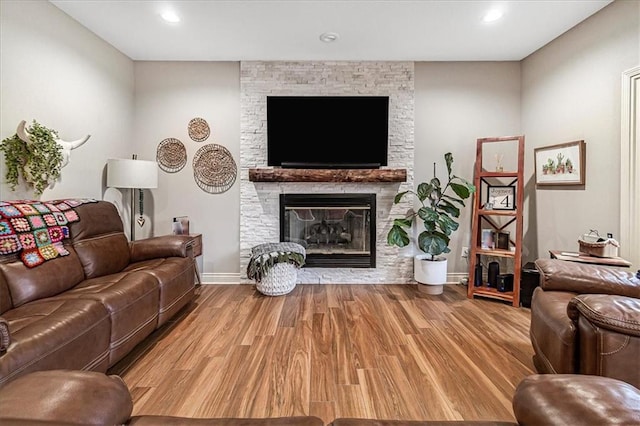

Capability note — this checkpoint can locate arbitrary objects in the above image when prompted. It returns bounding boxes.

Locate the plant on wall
[0,120,63,195]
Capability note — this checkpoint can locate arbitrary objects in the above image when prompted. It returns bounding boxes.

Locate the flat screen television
[267,96,389,169]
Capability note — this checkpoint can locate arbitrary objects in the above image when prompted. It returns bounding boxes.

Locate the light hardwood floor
[111,284,535,424]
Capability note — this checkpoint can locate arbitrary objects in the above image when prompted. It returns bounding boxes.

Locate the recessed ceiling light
[161,10,180,23]
[319,32,339,43]
[482,9,504,23]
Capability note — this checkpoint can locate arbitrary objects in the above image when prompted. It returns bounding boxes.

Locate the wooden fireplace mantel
[248,168,407,183]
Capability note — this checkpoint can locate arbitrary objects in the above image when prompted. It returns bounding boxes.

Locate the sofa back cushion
[0,248,85,308]
[69,201,130,279]
[0,273,13,314]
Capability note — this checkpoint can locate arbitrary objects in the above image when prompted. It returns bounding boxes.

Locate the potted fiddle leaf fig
[387,152,475,294]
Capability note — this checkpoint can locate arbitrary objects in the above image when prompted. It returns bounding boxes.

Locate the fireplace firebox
[280,194,376,268]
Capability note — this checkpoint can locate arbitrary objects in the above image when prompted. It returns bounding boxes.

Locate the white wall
[521,0,639,261]
[133,62,241,280]
[415,62,522,273]
[0,0,134,200]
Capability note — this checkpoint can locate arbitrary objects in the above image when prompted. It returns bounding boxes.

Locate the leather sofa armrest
[567,294,640,337]
[0,370,133,425]
[513,374,640,425]
[130,235,194,262]
[0,317,9,353]
[535,259,640,297]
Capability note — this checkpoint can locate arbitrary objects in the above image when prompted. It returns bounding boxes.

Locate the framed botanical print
[534,140,586,186]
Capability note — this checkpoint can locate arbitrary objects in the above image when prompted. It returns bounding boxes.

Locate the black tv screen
[267,96,389,169]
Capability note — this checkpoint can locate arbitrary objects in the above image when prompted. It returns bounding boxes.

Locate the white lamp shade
[107,158,158,189]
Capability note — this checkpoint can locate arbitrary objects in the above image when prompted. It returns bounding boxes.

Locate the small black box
[496,273,514,292]
[521,262,540,308]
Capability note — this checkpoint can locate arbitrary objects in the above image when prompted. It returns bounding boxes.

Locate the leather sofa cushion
[50,271,160,366]
[529,288,577,374]
[68,201,125,240]
[125,257,195,326]
[512,374,640,425]
[0,249,85,308]
[73,233,131,278]
[0,298,110,386]
[0,370,133,425]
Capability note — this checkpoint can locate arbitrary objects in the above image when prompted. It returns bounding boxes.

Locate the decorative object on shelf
[192,144,237,194]
[487,185,516,210]
[578,229,620,258]
[156,138,187,173]
[187,117,210,142]
[496,231,510,250]
[487,261,500,287]
[387,152,475,295]
[534,140,585,186]
[247,242,306,296]
[495,154,504,172]
[481,229,495,249]
[172,216,189,235]
[0,198,96,267]
[0,120,90,195]
[106,155,158,241]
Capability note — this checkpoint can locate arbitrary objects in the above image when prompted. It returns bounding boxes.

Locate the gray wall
[521,0,639,262]
[0,0,134,201]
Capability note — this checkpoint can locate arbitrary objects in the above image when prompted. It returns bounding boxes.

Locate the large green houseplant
[387,152,475,293]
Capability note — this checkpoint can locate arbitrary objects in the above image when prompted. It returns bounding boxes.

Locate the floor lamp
[107,156,158,241]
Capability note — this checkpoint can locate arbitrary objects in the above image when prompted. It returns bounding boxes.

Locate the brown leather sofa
[1,370,639,425]
[530,258,640,388]
[0,200,196,386]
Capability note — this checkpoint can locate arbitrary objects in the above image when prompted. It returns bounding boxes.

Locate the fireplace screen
[280,194,376,268]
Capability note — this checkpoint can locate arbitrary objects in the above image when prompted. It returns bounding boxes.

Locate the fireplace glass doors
[280,194,376,268]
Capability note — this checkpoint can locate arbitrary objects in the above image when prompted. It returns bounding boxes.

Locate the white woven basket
[256,262,297,296]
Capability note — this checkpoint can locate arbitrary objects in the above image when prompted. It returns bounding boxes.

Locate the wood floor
[110,284,535,424]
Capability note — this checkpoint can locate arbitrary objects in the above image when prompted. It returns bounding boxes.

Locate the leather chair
[530,259,640,388]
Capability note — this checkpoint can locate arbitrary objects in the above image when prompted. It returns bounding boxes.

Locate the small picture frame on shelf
[481,229,495,250]
[172,216,190,235]
[487,185,516,210]
[496,231,510,250]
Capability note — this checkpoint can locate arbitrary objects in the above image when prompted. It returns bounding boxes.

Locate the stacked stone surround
[240,61,414,284]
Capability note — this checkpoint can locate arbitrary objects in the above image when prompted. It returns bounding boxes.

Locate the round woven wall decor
[157,138,187,173]
[193,144,237,194]
[188,117,210,142]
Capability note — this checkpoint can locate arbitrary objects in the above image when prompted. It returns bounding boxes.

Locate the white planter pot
[414,254,447,295]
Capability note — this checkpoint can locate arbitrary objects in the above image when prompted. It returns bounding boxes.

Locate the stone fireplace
[240,61,415,284]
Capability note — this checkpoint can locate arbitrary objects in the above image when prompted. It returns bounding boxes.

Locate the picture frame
[534,140,586,186]
[487,185,516,210]
[481,229,495,250]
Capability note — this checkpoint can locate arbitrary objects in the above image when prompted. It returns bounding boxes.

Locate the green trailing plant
[0,120,63,195]
[387,152,476,261]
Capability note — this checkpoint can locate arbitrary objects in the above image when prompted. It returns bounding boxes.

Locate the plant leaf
[443,194,465,206]
[418,231,450,257]
[438,200,460,218]
[393,191,410,204]
[450,182,470,199]
[445,152,453,177]
[387,224,410,247]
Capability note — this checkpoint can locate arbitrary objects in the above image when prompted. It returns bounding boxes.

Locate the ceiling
[49,0,613,62]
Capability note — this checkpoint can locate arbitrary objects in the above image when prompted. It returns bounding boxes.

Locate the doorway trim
[621,65,640,270]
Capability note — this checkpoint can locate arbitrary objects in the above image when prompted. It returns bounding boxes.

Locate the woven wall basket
[156,138,187,173]
[188,117,210,142]
[192,144,237,194]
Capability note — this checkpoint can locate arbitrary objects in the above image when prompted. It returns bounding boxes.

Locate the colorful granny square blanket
[0,198,96,268]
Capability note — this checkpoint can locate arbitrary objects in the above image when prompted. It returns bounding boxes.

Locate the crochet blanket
[0,198,97,268]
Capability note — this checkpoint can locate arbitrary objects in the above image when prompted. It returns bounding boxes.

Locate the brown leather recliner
[0,200,196,386]
[530,259,640,388]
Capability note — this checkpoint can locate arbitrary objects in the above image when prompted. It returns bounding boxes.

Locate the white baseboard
[200,272,470,285]
[201,273,241,284]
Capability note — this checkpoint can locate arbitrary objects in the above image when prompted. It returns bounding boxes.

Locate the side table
[549,250,631,268]
[186,234,203,285]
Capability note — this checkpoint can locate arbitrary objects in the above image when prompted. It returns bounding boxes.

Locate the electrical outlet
[461,246,470,258]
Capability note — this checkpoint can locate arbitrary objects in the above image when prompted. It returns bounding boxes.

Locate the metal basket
[256,262,297,296]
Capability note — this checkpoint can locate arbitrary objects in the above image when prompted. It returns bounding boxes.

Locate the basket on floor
[247,242,306,296]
